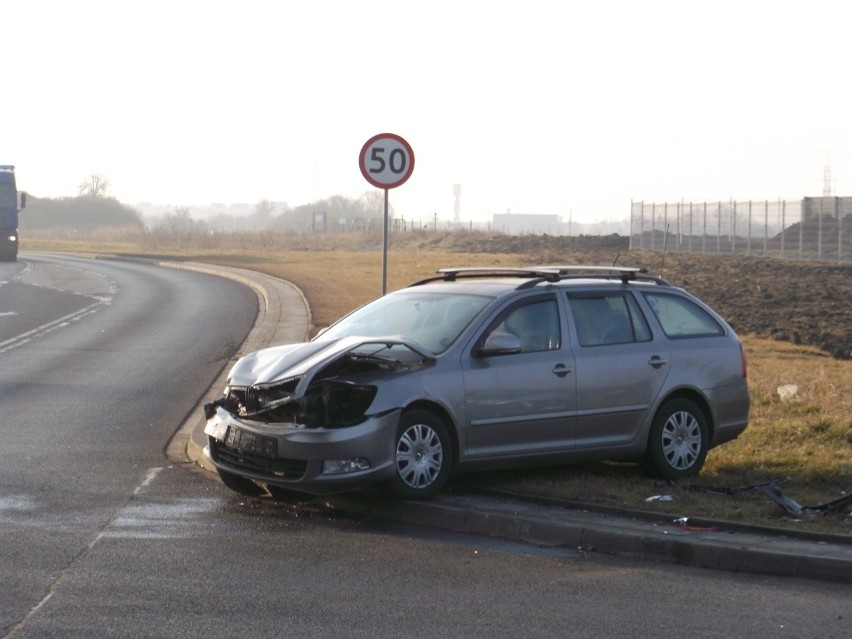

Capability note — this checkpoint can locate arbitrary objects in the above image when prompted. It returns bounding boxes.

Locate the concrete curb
[161,261,310,470]
[321,492,852,584]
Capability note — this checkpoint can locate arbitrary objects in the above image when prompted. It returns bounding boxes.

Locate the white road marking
[133,467,164,495]
[0,300,106,353]
[0,279,116,353]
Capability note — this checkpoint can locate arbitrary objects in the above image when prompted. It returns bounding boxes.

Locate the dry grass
[22,230,851,534]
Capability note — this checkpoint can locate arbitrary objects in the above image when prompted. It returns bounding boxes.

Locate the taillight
[739,340,748,379]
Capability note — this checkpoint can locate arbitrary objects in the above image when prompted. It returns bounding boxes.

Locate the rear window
[642,292,724,338]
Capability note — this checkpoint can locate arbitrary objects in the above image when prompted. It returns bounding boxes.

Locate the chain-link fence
[629,198,851,264]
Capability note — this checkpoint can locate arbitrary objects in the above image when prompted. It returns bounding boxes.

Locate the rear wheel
[389,409,452,500]
[646,398,708,480]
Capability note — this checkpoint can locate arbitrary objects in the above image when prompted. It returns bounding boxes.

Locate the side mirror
[19,192,27,210]
[477,332,522,357]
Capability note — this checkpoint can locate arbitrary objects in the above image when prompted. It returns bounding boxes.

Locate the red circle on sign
[359,133,415,189]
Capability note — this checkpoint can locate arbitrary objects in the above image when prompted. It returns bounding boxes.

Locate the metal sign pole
[359,133,414,296]
[382,188,389,295]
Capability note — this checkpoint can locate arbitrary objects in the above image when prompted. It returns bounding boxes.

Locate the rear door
[565,290,670,449]
[461,293,577,459]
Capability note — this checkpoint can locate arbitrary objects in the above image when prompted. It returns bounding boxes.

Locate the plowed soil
[389,232,851,359]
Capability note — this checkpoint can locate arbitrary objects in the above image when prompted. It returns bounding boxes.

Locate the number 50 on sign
[359,133,415,189]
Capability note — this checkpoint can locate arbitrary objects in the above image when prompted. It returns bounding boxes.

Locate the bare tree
[152,207,207,235]
[359,189,393,215]
[78,174,111,198]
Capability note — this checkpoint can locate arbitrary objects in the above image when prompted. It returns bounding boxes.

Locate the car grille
[210,440,308,480]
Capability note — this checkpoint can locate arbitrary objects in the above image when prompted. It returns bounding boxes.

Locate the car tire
[216,467,265,496]
[389,409,452,500]
[646,398,709,480]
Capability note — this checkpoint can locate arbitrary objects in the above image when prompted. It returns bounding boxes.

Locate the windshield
[317,291,491,355]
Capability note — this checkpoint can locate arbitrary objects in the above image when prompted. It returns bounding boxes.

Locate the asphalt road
[1,253,849,639]
[0,253,256,636]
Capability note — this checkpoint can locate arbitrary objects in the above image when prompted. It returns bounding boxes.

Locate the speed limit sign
[359,133,415,189]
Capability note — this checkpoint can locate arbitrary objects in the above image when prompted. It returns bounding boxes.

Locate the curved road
[1,253,849,639]
[0,253,257,635]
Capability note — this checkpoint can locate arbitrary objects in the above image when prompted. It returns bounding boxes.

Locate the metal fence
[629,199,851,264]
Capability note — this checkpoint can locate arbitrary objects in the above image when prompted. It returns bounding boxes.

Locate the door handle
[648,356,668,369]
[552,364,573,377]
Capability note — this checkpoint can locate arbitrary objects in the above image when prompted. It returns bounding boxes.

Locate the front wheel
[646,398,709,480]
[389,410,453,500]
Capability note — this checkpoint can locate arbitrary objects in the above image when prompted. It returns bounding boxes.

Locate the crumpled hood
[227,336,433,389]
[228,338,351,386]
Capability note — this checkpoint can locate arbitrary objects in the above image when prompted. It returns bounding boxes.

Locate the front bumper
[203,406,401,494]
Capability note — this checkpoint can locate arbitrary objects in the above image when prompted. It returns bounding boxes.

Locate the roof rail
[409,265,670,288]
[409,266,562,287]
[533,264,650,284]
[439,267,562,280]
[545,265,671,285]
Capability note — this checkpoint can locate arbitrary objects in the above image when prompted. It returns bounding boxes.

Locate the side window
[567,293,652,347]
[642,292,724,338]
[485,298,561,353]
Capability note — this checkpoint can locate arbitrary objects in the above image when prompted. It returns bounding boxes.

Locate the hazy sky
[4,0,851,223]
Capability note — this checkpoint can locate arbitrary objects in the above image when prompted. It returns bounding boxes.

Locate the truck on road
[0,165,25,261]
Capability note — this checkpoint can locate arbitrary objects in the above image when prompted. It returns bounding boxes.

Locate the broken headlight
[242,377,301,421]
[300,380,377,428]
[250,378,299,410]
[214,376,377,429]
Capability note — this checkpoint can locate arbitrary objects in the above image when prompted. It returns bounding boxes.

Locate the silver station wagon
[204,266,749,500]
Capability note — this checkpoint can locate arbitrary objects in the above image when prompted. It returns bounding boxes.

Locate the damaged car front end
[203,336,437,496]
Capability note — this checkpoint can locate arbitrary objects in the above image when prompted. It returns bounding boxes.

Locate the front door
[462,295,577,459]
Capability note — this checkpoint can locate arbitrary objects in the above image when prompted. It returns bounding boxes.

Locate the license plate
[225,427,278,459]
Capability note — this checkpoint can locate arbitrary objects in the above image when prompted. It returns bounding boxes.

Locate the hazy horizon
[5,1,851,224]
